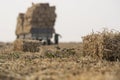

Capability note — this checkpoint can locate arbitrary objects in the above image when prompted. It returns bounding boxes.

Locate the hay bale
[16,13,25,35]
[16,3,56,35]
[13,39,41,52]
[82,29,120,61]
[23,3,56,33]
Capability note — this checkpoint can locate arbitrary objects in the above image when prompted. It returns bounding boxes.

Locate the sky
[0,0,120,42]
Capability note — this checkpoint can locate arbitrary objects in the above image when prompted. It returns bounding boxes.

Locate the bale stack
[82,29,120,61]
[13,39,41,52]
[16,13,25,35]
[23,3,56,33]
[15,3,56,36]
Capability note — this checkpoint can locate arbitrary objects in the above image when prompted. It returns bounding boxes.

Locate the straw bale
[13,39,41,52]
[16,13,25,35]
[16,3,56,35]
[82,29,120,61]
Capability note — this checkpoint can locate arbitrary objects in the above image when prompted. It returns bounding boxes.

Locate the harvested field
[0,43,120,80]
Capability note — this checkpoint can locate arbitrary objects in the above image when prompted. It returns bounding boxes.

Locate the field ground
[0,43,120,80]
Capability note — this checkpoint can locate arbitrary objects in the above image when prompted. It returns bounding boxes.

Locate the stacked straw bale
[13,39,41,52]
[16,13,25,35]
[82,29,120,61]
[16,3,56,35]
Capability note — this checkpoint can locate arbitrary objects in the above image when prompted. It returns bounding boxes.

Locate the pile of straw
[13,39,41,52]
[16,3,56,35]
[82,29,120,61]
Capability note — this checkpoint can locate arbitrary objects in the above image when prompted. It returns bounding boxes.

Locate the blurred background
[0,0,120,42]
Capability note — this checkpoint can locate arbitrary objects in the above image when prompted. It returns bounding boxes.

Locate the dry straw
[82,29,120,61]
[16,3,56,35]
[13,39,41,52]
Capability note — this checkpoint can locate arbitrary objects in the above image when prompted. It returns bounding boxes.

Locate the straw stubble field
[0,43,120,80]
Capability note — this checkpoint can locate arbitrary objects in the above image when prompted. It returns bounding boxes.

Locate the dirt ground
[0,43,120,80]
